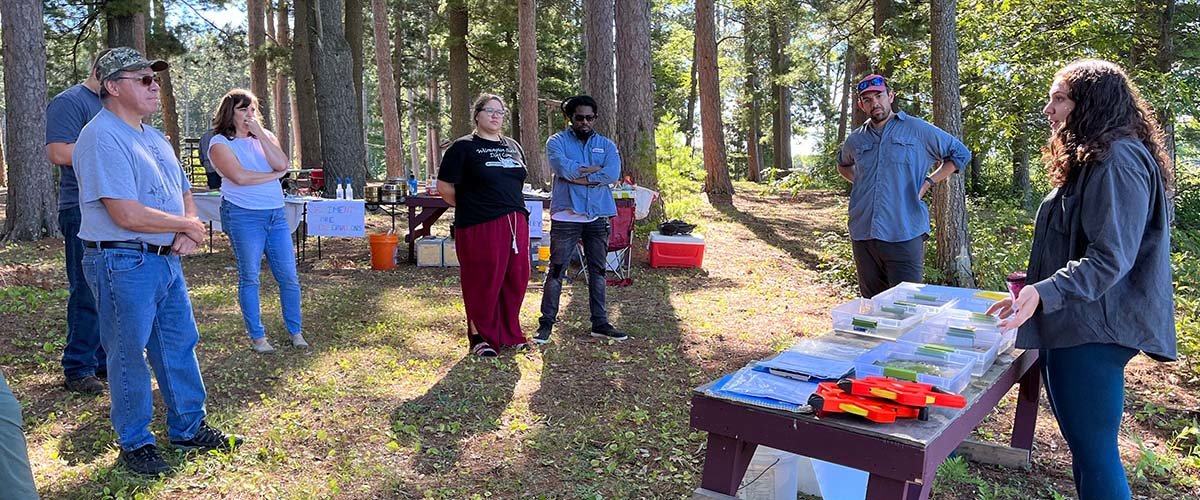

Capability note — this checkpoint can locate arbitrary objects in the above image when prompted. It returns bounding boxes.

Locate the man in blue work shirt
[836,74,972,298]
[46,49,110,395]
[534,95,627,344]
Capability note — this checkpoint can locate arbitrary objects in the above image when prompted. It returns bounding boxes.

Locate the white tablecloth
[192,194,308,233]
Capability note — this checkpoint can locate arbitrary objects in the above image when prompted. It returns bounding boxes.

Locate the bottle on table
[335,178,345,199]
[345,178,355,200]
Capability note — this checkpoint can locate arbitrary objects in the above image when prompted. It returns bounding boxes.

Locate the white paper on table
[307,200,366,237]
[526,201,544,238]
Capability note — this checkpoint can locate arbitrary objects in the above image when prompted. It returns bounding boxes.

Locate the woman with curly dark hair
[989,59,1175,499]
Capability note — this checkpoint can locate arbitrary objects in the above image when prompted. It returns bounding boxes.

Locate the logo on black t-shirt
[478,147,524,169]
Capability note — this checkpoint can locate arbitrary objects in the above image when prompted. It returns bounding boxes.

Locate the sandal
[470,342,498,358]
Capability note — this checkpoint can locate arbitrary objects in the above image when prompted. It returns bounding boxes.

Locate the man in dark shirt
[836,74,972,297]
[45,49,110,395]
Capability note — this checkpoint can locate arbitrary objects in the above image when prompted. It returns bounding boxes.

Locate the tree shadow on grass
[711,193,835,270]
[389,354,520,476]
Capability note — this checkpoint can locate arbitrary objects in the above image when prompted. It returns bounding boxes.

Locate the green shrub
[654,114,704,222]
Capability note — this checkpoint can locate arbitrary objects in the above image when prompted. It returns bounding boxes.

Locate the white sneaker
[290,333,310,348]
[251,338,276,354]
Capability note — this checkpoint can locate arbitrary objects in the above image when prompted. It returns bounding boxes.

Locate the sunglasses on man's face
[116,74,161,87]
[856,76,886,92]
[572,114,597,122]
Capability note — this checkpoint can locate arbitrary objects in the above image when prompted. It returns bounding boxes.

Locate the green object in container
[947,326,977,339]
[852,317,878,330]
[873,359,944,380]
[970,312,999,324]
[880,305,912,318]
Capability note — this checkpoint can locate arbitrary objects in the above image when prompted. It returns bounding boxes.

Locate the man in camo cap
[73,47,242,477]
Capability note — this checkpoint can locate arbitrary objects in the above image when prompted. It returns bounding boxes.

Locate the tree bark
[408,87,422,178]
[684,35,698,148]
[371,0,403,178]
[105,1,147,51]
[248,0,272,128]
[274,0,294,162]
[518,0,548,189]
[850,45,870,128]
[1011,128,1032,208]
[583,0,616,135]
[837,44,853,144]
[930,0,975,287]
[0,128,6,187]
[150,0,180,156]
[292,0,322,168]
[310,0,368,194]
[873,0,894,79]
[744,7,762,183]
[426,43,441,178]
[1,0,58,241]
[447,0,471,138]
[615,0,658,196]
[346,0,365,140]
[696,0,733,202]
[769,16,792,176]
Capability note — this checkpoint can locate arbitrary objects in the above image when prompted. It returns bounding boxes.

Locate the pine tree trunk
[447,0,470,138]
[310,0,368,194]
[105,1,147,50]
[850,46,870,126]
[274,0,294,162]
[837,45,853,144]
[248,0,271,128]
[744,7,762,183]
[769,16,792,175]
[426,44,441,178]
[1011,129,1032,208]
[408,88,422,178]
[371,0,403,178]
[346,0,365,141]
[518,0,548,188]
[1,0,58,241]
[696,0,733,202]
[0,128,7,187]
[969,150,982,195]
[930,0,975,287]
[615,0,658,198]
[292,0,322,169]
[149,0,181,156]
[583,0,615,136]
[684,35,698,148]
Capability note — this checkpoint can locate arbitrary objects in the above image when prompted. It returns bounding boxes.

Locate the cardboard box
[648,231,704,268]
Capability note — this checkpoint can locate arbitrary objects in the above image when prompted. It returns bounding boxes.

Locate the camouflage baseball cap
[94,47,168,82]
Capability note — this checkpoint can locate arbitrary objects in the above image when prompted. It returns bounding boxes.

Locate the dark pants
[539,218,611,329]
[455,212,530,348]
[58,206,106,380]
[850,236,926,298]
[206,172,223,189]
[0,371,37,500]
[1042,343,1138,500]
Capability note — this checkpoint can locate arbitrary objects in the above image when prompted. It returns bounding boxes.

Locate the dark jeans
[58,206,106,380]
[1042,343,1138,500]
[850,235,926,298]
[539,218,611,329]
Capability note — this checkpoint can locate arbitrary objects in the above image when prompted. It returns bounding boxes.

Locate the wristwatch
[923,176,935,188]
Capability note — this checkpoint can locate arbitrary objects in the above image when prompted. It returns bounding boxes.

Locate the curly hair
[1041,59,1173,188]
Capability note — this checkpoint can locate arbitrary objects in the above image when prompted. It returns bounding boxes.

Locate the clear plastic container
[853,342,976,393]
[831,298,924,340]
[873,282,958,316]
[897,322,1004,377]
[928,308,1018,355]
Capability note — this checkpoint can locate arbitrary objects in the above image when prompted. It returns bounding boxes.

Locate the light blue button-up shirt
[546,128,621,219]
[837,112,971,242]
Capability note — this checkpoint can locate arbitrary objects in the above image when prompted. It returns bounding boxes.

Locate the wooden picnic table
[690,346,1041,499]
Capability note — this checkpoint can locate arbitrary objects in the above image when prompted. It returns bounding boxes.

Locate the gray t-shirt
[73,108,191,247]
[45,83,103,211]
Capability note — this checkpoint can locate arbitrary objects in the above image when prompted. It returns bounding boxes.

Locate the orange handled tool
[836,376,967,409]
[807,382,928,423]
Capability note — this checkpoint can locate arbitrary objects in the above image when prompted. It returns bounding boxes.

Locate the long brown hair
[1041,59,1173,188]
[212,89,262,140]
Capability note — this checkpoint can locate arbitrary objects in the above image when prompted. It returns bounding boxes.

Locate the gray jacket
[1020,138,1176,361]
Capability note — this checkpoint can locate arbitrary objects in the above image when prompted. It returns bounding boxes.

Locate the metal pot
[364,186,381,203]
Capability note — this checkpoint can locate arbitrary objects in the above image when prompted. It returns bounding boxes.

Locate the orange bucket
[368,233,400,270]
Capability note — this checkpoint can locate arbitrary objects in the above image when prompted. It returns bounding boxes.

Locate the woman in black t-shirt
[436,94,531,356]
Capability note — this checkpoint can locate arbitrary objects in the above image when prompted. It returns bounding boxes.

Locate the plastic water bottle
[335,178,345,199]
[345,178,355,200]
[408,176,418,196]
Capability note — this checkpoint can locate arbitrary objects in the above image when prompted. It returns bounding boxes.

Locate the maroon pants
[455,211,530,348]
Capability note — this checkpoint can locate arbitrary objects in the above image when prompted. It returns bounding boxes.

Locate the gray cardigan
[1020,137,1177,361]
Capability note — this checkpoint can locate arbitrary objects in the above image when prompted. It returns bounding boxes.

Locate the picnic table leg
[1010,358,1042,451]
[407,205,418,263]
[698,434,756,495]
[867,473,913,500]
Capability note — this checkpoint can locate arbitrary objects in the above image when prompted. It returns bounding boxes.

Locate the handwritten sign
[307,200,366,237]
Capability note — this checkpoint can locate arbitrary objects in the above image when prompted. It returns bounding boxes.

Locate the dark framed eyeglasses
[572,114,597,122]
[480,107,507,117]
[116,74,161,87]
[856,76,886,92]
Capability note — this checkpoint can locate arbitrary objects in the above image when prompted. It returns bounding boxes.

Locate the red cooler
[649,231,704,268]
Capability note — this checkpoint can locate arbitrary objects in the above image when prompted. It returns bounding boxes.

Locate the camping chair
[307,168,326,196]
[575,198,637,287]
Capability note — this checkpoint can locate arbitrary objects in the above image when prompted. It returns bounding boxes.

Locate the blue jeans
[1042,343,1138,500]
[539,218,611,329]
[0,371,37,500]
[220,201,302,340]
[59,206,106,380]
[82,247,208,450]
